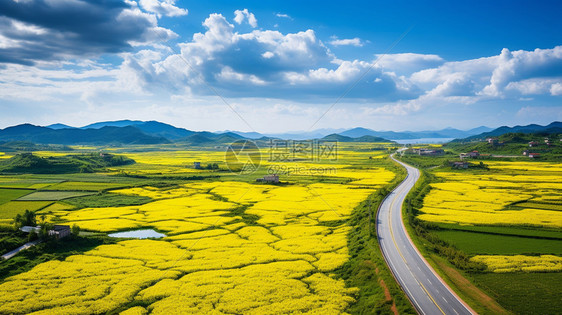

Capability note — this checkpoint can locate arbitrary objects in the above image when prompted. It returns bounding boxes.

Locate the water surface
[392,138,455,144]
[108,229,166,239]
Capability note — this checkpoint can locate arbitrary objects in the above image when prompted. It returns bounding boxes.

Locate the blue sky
[0,0,561,132]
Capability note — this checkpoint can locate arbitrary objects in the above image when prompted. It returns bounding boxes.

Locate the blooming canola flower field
[419,161,562,275]
[470,255,562,273]
[418,161,562,227]
[0,148,396,314]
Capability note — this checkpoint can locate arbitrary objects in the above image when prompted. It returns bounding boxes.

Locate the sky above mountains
[0,0,561,132]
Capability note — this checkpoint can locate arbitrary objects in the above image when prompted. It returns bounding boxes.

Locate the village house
[20,226,41,233]
[468,150,480,158]
[522,150,529,156]
[193,162,202,169]
[412,148,445,156]
[486,138,498,145]
[460,150,480,159]
[529,141,539,147]
[528,153,541,159]
[48,225,71,239]
[256,174,279,184]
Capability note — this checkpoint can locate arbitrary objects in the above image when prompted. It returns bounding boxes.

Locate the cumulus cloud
[234,9,258,28]
[551,82,562,96]
[409,46,562,100]
[481,47,562,97]
[1,6,560,127]
[139,0,188,18]
[329,37,364,47]
[127,13,417,100]
[506,78,561,95]
[0,0,176,65]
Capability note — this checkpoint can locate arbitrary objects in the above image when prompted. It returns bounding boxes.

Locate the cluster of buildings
[459,150,480,159]
[20,225,71,239]
[522,151,541,158]
[410,148,445,156]
[530,138,554,147]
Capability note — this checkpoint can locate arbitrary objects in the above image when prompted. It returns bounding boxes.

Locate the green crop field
[43,181,128,191]
[433,229,562,255]
[63,192,153,208]
[0,201,53,219]
[435,223,562,239]
[17,191,96,201]
[471,272,562,315]
[0,188,33,205]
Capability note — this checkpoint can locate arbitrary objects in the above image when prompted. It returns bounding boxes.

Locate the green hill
[445,132,562,159]
[0,153,135,174]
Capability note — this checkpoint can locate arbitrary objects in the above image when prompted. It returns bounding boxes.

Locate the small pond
[108,229,166,239]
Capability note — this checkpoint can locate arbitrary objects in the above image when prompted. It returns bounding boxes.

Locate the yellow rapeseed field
[470,255,562,273]
[417,161,562,228]
[0,148,396,314]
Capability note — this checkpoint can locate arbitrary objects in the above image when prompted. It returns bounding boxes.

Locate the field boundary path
[1,239,41,260]
[376,154,475,315]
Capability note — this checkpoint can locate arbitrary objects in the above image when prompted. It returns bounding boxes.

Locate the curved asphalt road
[377,155,475,315]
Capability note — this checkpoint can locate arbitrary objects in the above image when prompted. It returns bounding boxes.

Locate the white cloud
[139,0,188,18]
[551,82,562,96]
[481,47,562,97]
[409,46,562,101]
[117,13,417,101]
[329,37,364,47]
[427,72,475,97]
[506,78,561,95]
[262,51,274,59]
[234,9,258,28]
[376,53,444,75]
[1,9,561,132]
[276,13,292,19]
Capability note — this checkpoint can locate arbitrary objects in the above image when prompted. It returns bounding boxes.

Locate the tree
[28,230,38,242]
[38,222,54,239]
[13,210,36,229]
[72,224,81,236]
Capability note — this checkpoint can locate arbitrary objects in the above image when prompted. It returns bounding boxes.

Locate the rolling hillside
[458,122,562,141]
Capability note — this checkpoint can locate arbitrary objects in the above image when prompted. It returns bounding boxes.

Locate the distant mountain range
[222,126,492,140]
[1,121,392,145]
[458,121,562,141]
[338,126,493,140]
[1,122,249,145]
[1,120,556,146]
